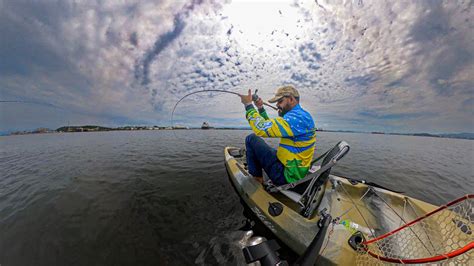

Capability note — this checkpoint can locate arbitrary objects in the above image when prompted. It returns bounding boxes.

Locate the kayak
[224,143,473,265]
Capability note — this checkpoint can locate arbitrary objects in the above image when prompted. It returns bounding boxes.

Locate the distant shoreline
[2,125,473,140]
[2,126,254,136]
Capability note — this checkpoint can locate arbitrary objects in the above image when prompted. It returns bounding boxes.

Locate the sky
[0,0,473,134]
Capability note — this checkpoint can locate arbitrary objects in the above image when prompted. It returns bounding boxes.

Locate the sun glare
[221,0,303,52]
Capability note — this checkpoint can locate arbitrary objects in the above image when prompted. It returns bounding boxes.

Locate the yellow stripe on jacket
[245,104,316,183]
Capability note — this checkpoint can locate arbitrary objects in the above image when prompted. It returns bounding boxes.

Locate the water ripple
[0,130,471,265]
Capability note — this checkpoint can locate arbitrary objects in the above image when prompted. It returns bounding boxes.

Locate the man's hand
[239,89,253,105]
[254,97,264,109]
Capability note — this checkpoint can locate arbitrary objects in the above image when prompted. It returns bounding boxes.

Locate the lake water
[0,130,472,265]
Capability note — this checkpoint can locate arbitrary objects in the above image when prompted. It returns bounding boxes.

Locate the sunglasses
[277,96,288,104]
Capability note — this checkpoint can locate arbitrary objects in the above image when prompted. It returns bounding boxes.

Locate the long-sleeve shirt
[245,104,316,183]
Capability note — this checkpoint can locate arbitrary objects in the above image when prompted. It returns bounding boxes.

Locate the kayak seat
[266,141,350,218]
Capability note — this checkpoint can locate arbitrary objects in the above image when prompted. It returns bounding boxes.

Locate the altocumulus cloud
[0,0,472,133]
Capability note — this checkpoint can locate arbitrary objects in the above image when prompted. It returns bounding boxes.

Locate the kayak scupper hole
[348,232,366,251]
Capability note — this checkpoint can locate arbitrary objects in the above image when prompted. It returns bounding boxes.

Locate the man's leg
[245,133,268,179]
[264,159,286,186]
[245,134,286,185]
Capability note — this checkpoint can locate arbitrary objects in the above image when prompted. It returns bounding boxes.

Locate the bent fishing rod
[170,89,277,128]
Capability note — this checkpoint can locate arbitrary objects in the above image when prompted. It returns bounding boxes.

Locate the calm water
[0,130,472,265]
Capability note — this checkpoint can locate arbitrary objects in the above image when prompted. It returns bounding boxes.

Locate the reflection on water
[0,130,472,265]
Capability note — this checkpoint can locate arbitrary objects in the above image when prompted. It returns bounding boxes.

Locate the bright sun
[221,0,303,52]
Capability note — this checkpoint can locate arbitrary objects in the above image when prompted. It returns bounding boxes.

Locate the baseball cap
[268,85,300,103]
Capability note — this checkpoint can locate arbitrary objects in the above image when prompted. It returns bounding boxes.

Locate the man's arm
[239,89,291,137]
[258,107,269,120]
[255,98,270,120]
[245,105,294,138]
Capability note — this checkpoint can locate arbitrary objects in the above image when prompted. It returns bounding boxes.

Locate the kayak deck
[225,146,442,265]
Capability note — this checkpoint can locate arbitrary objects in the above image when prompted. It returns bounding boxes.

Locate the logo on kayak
[252,206,277,233]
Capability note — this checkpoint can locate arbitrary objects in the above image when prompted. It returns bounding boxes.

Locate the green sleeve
[258,107,269,120]
[245,107,294,138]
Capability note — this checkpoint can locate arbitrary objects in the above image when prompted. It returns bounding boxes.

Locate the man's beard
[278,108,287,117]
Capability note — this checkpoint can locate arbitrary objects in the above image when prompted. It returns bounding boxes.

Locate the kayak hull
[224,147,440,265]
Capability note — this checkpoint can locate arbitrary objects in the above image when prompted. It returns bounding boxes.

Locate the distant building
[33,128,51,133]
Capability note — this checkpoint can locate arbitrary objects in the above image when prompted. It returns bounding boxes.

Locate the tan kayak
[224,143,473,265]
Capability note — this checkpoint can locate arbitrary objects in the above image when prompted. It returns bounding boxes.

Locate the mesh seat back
[313,141,347,188]
[301,141,350,217]
[289,141,349,194]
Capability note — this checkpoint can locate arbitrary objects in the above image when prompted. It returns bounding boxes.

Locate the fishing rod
[170,89,277,128]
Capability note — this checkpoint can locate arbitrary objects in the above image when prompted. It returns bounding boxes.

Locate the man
[239,85,316,185]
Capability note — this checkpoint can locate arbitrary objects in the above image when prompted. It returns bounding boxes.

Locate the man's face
[276,96,292,117]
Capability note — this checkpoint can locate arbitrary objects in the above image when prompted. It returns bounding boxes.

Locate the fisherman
[239,86,316,185]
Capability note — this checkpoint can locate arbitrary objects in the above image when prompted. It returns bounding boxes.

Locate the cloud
[357,109,434,120]
[0,0,472,133]
[134,0,214,85]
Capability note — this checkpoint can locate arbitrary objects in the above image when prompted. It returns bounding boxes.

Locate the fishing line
[170,89,238,129]
[170,89,277,129]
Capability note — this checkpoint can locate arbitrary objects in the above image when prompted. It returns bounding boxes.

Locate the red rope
[366,241,473,264]
[365,194,473,244]
[361,194,473,264]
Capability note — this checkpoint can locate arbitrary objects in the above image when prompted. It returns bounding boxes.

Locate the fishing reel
[252,89,260,102]
[251,89,278,111]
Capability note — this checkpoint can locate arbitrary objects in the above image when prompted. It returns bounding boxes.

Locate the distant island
[5,125,248,136]
[3,126,473,140]
[321,130,474,140]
